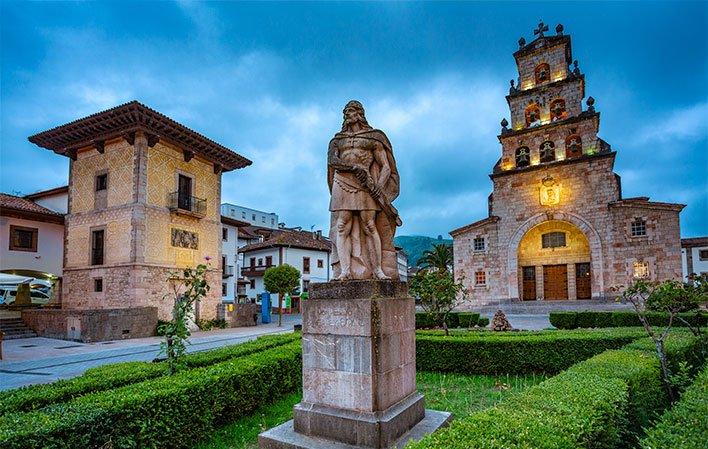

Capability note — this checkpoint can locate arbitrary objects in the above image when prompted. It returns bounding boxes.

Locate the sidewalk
[0,314,302,391]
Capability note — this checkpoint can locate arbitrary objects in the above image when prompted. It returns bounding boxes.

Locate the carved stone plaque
[171,228,199,249]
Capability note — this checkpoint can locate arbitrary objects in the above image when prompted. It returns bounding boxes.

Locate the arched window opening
[550,99,567,121]
[541,232,566,249]
[515,146,530,168]
[525,104,541,128]
[540,141,556,163]
[565,135,583,158]
[535,63,550,84]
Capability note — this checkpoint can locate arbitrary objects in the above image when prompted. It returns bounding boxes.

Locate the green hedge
[415,312,481,329]
[550,310,707,329]
[640,364,708,449]
[0,333,299,416]
[408,334,701,449]
[0,341,302,449]
[416,327,648,375]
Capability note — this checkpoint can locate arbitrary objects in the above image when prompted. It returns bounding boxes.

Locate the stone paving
[0,314,302,391]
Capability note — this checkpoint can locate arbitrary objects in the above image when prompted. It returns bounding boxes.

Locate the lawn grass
[193,372,546,449]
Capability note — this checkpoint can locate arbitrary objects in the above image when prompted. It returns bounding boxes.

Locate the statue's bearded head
[342,100,371,131]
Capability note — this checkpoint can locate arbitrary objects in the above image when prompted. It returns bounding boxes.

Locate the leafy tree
[619,277,706,402]
[160,262,211,374]
[264,264,301,327]
[417,243,453,272]
[409,269,466,336]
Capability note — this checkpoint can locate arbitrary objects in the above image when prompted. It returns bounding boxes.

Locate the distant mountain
[394,235,453,267]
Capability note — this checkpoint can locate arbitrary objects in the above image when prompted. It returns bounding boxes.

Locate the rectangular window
[222,283,227,296]
[242,211,246,219]
[265,255,273,266]
[473,237,485,252]
[258,258,263,266]
[250,257,256,268]
[9,225,38,252]
[699,250,708,261]
[91,229,105,265]
[177,174,192,210]
[95,173,108,191]
[252,214,256,221]
[303,257,311,274]
[303,280,310,292]
[271,218,275,226]
[262,216,266,223]
[633,261,649,279]
[474,270,486,286]
[222,227,228,241]
[542,232,566,249]
[94,278,103,292]
[250,279,256,289]
[317,259,324,268]
[631,218,647,237]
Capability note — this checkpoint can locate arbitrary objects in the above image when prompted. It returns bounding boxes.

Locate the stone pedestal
[259,280,451,449]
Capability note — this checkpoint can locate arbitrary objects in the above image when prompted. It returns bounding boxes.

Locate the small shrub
[457,312,480,328]
[477,316,490,327]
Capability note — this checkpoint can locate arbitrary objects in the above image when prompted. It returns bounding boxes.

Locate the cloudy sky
[1,2,706,238]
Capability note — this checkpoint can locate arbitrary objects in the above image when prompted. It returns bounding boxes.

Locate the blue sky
[1,1,706,237]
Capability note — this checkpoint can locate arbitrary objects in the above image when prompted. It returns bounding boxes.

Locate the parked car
[0,287,50,305]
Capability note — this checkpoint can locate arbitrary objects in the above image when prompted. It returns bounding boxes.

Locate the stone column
[259,280,451,449]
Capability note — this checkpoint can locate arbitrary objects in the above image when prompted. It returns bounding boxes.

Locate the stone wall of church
[508,79,584,130]
[516,43,569,90]
[453,221,505,303]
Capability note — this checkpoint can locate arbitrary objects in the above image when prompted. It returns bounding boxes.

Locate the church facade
[451,23,684,303]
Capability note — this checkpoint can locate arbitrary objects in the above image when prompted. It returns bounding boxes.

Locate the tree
[619,277,706,403]
[409,269,466,336]
[417,243,453,272]
[160,262,211,374]
[264,264,301,327]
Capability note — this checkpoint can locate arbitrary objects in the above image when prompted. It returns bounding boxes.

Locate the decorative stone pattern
[451,27,684,306]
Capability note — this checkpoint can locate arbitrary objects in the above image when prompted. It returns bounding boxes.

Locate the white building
[681,237,708,281]
[239,229,332,306]
[221,203,279,229]
[0,189,67,280]
[396,246,409,282]
[220,215,251,302]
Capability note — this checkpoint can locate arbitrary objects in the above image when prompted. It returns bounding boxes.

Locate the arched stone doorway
[506,212,604,300]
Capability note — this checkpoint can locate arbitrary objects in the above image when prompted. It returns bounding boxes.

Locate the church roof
[28,101,252,172]
[449,216,500,237]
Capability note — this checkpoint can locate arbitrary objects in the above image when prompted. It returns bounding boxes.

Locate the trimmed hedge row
[0,333,299,416]
[640,363,708,449]
[550,310,707,329]
[416,327,648,374]
[415,312,481,329]
[0,341,303,449]
[408,334,702,449]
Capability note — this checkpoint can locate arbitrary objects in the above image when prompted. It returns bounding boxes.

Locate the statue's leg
[336,210,353,280]
[361,210,389,280]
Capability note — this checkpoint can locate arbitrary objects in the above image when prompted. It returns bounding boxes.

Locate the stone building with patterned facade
[451,23,684,304]
[27,102,251,334]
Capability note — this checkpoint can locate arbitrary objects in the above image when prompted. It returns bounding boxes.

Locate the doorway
[575,263,591,299]
[521,266,536,301]
[543,264,568,300]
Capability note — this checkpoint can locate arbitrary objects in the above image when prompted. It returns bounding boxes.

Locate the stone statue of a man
[328,100,402,281]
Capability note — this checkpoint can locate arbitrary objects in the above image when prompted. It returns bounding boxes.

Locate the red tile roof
[239,229,331,253]
[0,193,65,224]
[24,185,68,200]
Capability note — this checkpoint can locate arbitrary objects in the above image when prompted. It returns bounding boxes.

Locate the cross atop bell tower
[533,20,549,38]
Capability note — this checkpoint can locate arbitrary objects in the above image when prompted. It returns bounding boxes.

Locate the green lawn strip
[194,373,546,449]
[407,333,702,449]
[640,363,708,449]
[0,341,303,449]
[0,333,299,416]
[416,327,648,375]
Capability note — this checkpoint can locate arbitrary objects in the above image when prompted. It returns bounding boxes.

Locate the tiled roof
[23,185,68,200]
[0,193,65,223]
[239,229,331,253]
[682,237,708,248]
[449,216,500,237]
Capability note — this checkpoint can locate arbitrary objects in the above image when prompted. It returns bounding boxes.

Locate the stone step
[2,331,38,340]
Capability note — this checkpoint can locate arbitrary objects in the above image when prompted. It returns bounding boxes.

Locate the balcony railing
[241,264,275,278]
[223,265,234,278]
[168,192,206,218]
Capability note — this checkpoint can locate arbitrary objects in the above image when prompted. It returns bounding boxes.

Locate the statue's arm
[373,143,391,188]
[328,140,353,172]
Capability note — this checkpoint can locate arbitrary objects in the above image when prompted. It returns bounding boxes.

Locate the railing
[241,264,275,278]
[168,192,206,218]
[222,265,234,278]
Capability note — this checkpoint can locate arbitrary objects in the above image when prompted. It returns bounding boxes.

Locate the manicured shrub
[408,334,701,449]
[640,364,708,449]
[549,310,707,329]
[477,316,489,327]
[416,328,647,375]
[0,341,303,449]
[415,312,481,329]
[457,312,480,328]
[0,333,299,416]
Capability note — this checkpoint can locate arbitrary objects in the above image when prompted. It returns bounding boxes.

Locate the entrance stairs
[0,318,37,339]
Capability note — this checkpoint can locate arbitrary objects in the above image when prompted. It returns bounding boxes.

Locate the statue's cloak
[327,128,401,280]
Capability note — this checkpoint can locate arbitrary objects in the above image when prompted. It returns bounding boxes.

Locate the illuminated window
[474,270,486,286]
[633,261,649,279]
[631,218,647,237]
[535,63,550,84]
[473,237,485,252]
[540,141,556,163]
[525,104,541,127]
[515,146,530,168]
[565,135,583,158]
[542,232,566,248]
[550,99,567,121]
